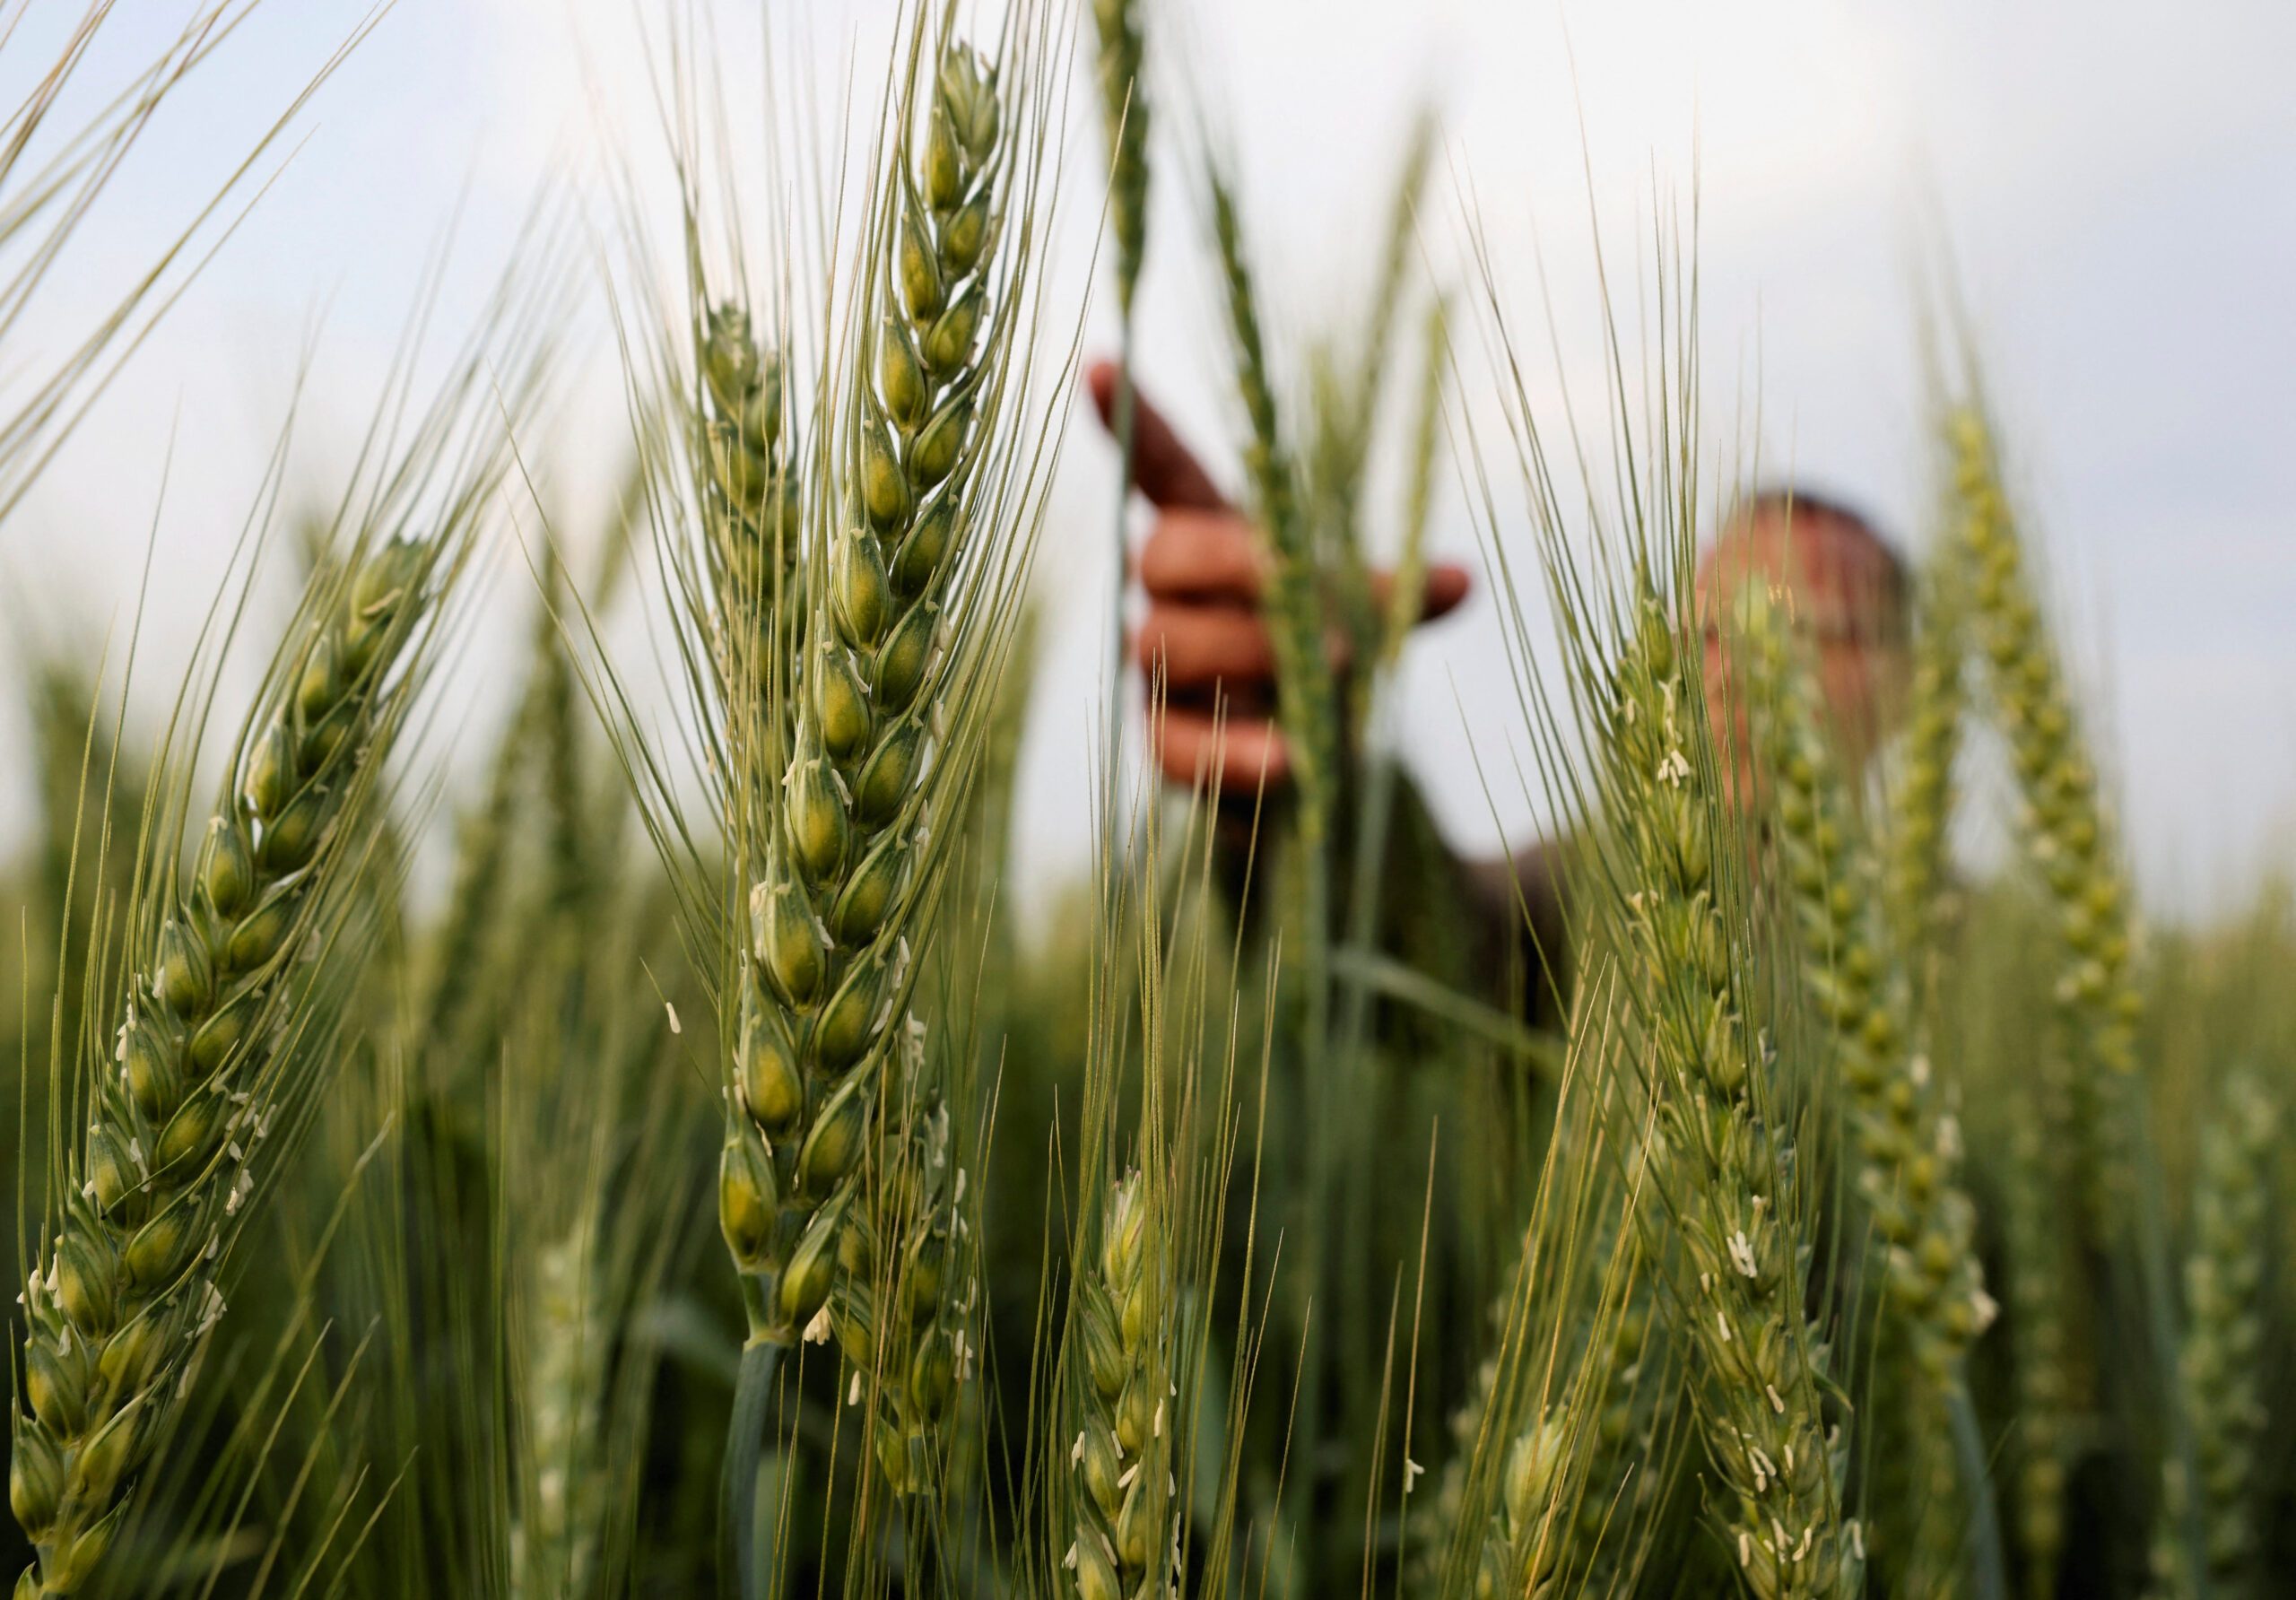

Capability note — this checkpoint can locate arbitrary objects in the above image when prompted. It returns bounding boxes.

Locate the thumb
[1420,561,1472,621]
[1369,561,1474,624]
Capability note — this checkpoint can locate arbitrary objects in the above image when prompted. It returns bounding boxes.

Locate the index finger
[1088,359,1228,512]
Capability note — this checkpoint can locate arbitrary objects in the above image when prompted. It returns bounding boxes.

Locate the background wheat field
[4,4,2295,1598]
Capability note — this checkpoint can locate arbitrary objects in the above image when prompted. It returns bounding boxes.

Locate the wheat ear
[1599,587,1857,1600]
[8,539,436,1596]
[1885,547,1969,1007]
[718,35,1008,1361]
[699,305,802,736]
[1088,0,1150,319]
[2148,1075,2275,1600]
[509,1207,606,1600]
[2003,1102,2074,1600]
[1738,590,1994,1377]
[1205,166,1335,850]
[1948,405,2141,1227]
[1065,1169,1178,1600]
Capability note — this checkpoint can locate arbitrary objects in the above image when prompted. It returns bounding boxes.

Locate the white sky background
[3,0,2293,922]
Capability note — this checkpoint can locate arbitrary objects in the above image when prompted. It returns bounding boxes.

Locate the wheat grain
[1466,1413,1568,1599]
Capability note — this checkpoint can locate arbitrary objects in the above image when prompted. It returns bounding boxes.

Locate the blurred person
[1085,360,1914,1018]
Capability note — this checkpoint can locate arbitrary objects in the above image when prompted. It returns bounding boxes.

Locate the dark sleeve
[1374,770,1574,1033]
[1463,836,1572,1033]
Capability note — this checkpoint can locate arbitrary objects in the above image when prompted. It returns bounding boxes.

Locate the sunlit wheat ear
[717,36,1014,1384]
[2147,1075,2275,1600]
[1596,587,1858,1600]
[8,537,443,1598]
[1065,1169,1178,1600]
[1089,0,1150,317]
[1948,404,2141,1232]
[1737,590,1993,1380]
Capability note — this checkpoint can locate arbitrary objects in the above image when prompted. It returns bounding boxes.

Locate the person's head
[1691,487,1912,800]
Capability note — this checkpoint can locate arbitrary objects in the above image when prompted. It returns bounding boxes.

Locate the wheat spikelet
[8,538,439,1596]
[1596,587,1857,1600]
[1465,1413,1569,1599]
[1738,590,1993,1379]
[2148,1075,2275,1600]
[1948,404,2141,1228]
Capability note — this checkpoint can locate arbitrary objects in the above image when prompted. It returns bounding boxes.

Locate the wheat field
[3,4,2290,1598]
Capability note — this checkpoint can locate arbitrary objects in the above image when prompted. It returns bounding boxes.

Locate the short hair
[1727,483,1910,646]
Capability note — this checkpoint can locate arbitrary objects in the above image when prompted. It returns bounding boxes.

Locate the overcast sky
[4,0,2293,919]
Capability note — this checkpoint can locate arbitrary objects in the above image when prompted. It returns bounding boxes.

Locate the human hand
[1087,359,1471,796]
